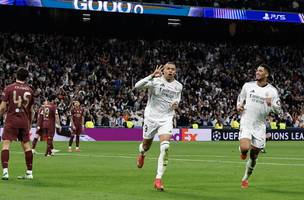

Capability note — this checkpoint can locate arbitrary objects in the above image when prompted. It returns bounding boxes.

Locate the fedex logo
[171,128,198,141]
[153,128,211,142]
[263,13,286,21]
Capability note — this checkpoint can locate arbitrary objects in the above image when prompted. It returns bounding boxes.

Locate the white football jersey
[134,75,183,121]
[237,81,282,126]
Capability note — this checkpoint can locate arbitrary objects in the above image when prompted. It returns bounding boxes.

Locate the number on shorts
[144,124,148,133]
[13,91,31,108]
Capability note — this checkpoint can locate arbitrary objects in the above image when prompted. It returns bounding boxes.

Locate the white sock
[26,170,32,175]
[76,147,79,150]
[139,143,146,155]
[68,146,72,149]
[156,141,170,179]
[242,158,256,181]
[3,168,8,174]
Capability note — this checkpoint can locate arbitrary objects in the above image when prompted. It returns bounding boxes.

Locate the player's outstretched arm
[134,65,164,90]
[237,84,246,113]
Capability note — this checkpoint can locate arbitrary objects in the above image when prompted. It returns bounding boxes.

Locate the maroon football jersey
[41,103,57,130]
[71,106,84,127]
[1,82,34,128]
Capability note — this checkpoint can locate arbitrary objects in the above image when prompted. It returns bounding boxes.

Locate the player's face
[74,101,80,107]
[163,64,176,81]
[255,66,268,81]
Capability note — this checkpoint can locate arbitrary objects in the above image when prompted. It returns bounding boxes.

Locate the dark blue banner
[1,1,304,24]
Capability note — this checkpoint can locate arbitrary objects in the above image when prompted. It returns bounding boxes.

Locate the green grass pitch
[0,141,303,200]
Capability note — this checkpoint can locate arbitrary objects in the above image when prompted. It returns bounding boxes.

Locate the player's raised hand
[151,65,164,78]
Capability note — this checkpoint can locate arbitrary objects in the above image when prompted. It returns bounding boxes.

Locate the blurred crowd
[0,32,304,128]
[134,0,304,12]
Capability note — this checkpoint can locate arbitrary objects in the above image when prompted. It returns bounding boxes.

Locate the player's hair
[47,95,56,102]
[16,67,29,81]
[165,62,176,67]
[259,64,271,75]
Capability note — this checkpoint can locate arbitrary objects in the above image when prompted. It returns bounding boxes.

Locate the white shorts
[143,118,173,140]
[239,125,266,149]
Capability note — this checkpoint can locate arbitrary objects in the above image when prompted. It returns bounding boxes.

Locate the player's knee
[2,140,10,150]
[160,141,170,152]
[240,144,250,152]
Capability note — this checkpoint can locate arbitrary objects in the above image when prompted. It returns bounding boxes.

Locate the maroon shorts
[73,126,83,135]
[42,128,55,138]
[2,126,30,142]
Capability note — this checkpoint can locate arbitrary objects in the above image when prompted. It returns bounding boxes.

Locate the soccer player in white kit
[237,64,282,189]
[134,63,183,191]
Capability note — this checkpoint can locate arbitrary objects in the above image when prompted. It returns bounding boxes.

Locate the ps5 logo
[74,0,144,14]
[263,13,286,21]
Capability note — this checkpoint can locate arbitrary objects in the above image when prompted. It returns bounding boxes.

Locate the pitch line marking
[12,151,303,167]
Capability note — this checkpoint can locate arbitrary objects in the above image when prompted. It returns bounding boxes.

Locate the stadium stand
[0,33,303,128]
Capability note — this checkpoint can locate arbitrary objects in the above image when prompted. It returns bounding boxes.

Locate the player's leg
[154,134,171,191]
[31,133,40,154]
[239,138,251,160]
[18,129,33,179]
[18,141,33,179]
[137,119,157,168]
[75,127,81,152]
[1,140,11,180]
[1,126,17,180]
[45,130,54,156]
[50,128,61,154]
[75,134,80,152]
[137,138,153,168]
[45,129,53,156]
[241,132,265,189]
[239,128,252,160]
[68,132,75,152]
[242,145,260,179]
[154,120,173,191]
[50,138,60,154]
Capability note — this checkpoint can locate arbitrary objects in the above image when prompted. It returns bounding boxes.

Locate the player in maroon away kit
[0,68,35,180]
[68,100,84,152]
[41,95,61,156]
[31,104,44,154]
[32,100,61,155]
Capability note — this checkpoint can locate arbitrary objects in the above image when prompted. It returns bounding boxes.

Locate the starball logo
[73,0,144,14]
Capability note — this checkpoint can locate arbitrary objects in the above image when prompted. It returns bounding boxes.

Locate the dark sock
[76,135,80,148]
[1,150,9,168]
[32,138,38,149]
[25,150,33,170]
[69,135,75,147]
[249,148,260,168]
[46,138,53,155]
